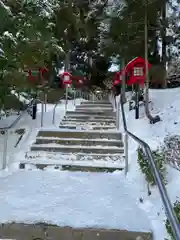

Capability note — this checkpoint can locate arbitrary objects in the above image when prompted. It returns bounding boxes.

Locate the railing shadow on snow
[120,94,180,239]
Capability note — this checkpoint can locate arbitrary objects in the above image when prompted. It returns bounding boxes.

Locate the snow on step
[31,144,121,149]
[39,128,120,133]
[76,103,113,107]
[22,151,125,170]
[38,129,122,140]
[75,108,113,111]
[25,150,123,160]
[64,116,116,121]
[60,122,115,126]
[80,101,111,104]
[59,125,116,130]
[36,137,122,142]
[30,144,124,154]
[0,170,151,234]
[19,158,125,169]
[80,102,112,105]
[35,137,123,147]
[61,121,115,125]
[64,114,116,118]
[66,111,114,116]
[62,118,116,123]
[77,105,113,108]
[76,105,113,108]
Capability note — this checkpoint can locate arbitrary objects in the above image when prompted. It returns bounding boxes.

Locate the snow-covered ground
[0,89,180,239]
[119,88,180,239]
[0,170,151,232]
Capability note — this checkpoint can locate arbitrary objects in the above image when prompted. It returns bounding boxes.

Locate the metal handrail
[120,94,180,239]
[52,100,62,125]
[0,100,35,130]
[1,99,44,169]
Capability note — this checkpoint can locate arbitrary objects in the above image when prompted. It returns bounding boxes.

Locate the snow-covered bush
[164,135,180,171]
[167,58,180,78]
[165,200,180,240]
[137,147,166,186]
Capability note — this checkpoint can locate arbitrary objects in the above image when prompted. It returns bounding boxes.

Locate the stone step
[78,104,113,108]
[0,223,152,240]
[64,115,116,120]
[76,105,113,108]
[66,111,115,116]
[60,122,115,127]
[75,107,113,111]
[24,151,124,161]
[76,152,124,159]
[35,137,123,147]
[19,158,125,172]
[75,108,113,112]
[20,163,124,172]
[60,119,116,126]
[63,118,116,123]
[37,130,122,140]
[59,125,116,130]
[78,102,112,106]
[61,121,115,125]
[81,101,111,104]
[31,144,124,154]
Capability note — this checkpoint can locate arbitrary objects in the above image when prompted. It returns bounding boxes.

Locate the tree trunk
[144,8,152,120]
[65,50,70,72]
[88,50,92,81]
[161,2,167,88]
[144,8,160,124]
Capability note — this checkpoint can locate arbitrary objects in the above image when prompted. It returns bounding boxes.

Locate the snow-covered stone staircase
[60,101,116,130]
[1,100,153,239]
[19,100,126,172]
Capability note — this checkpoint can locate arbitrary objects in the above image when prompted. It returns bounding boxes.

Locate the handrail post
[90,93,93,101]
[124,133,128,175]
[36,99,44,127]
[112,94,116,112]
[116,97,120,129]
[92,93,95,103]
[52,103,58,125]
[44,93,47,112]
[2,129,8,169]
[65,86,68,114]
[41,102,44,127]
[52,101,62,125]
[73,90,76,106]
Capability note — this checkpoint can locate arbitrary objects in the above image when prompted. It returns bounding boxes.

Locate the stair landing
[0,170,152,240]
[0,223,152,240]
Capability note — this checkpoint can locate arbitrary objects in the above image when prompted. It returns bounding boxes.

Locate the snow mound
[120,88,180,240]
